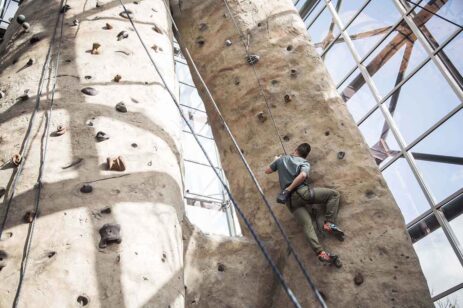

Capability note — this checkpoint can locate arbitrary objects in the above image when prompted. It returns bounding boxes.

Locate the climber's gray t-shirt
[270,155,310,190]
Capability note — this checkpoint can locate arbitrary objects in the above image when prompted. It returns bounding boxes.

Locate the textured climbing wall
[173,0,432,307]
[0,0,185,306]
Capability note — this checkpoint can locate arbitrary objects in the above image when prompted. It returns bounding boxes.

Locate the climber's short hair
[296,143,311,158]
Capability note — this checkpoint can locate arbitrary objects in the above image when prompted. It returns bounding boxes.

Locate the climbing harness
[165,1,326,306]
[121,1,301,306]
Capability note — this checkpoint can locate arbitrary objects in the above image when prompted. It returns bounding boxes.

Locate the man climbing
[265,143,344,266]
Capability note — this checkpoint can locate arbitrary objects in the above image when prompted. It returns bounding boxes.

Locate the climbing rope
[165,1,327,307]
[119,1,301,307]
[11,1,67,306]
[0,0,64,239]
[222,0,288,155]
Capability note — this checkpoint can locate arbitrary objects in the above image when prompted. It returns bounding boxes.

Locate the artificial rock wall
[0,0,186,306]
[173,0,433,307]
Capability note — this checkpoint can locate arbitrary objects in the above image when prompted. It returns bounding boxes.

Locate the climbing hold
[81,87,98,96]
[12,154,22,166]
[256,111,267,123]
[246,54,260,65]
[195,36,205,47]
[0,187,6,198]
[22,22,30,30]
[84,75,92,80]
[72,19,79,26]
[131,143,138,148]
[173,46,181,56]
[283,135,290,142]
[0,90,5,99]
[290,69,298,78]
[115,102,127,113]
[61,4,71,13]
[151,44,163,52]
[106,156,126,171]
[284,94,292,103]
[271,80,279,86]
[286,45,293,51]
[117,31,128,41]
[198,23,208,32]
[0,250,7,271]
[152,24,162,34]
[47,251,56,258]
[365,190,375,199]
[217,263,225,272]
[77,295,89,306]
[233,77,240,85]
[17,90,29,102]
[55,125,66,136]
[337,151,346,160]
[100,207,111,214]
[225,39,232,46]
[16,14,26,25]
[26,58,34,67]
[30,34,43,44]
[104,23,113,30]
[80,184,93,193]
[120,10,133,19]
[96,1,103,7]
[23,211,35,223]
[354,272,364,285]
[113,74,122,82]
[95,131,109,142]
[98,223,122,248]
[324,131,330,136]
[91,43,101,55]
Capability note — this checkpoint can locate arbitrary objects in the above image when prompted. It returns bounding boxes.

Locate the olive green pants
[289,187,340,254]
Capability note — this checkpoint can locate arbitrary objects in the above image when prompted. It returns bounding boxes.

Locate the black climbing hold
[30,35,43,44]
[324,131,330,136]
[173,46,181,56]
[198,23,208,32]
[96,1,102,7]
[284,94,292,103]
[100,207,111,214]
[195,36,205,47]
[26,58,34,66]
[22,22,30,30]
[81,87,98,96]
[256,111,266,123]
[117,31,128,41]
[96,131,109,142]
[225,39,232,46]
[16,14,26,25]
[354,272,364,285]
[290,69,298,78]
[23,211,36,223]
[283,135,290,142]
[131,143,138,148]
[257,22,262,27]
[47,251,56,258]
[0,250,7,271]
[0,187,6,198]
[153,24,162,34]
[61,4,71,13]
[233,77,240,85]
[217,263,225,272]
[80,184,93,193]
[365,190,375,199]
[65,59,72,63]
[337,151,346,160]
[271,80,278,85]
[84,75,92,80]
[246,54,259,65]
[104,23,113,30]
[113,74,122,82]
[99,223,122,248]
[115,102,127,113]
[72,19,79,26]
[287,45,293,51]
[77,295,89,306]
[120,10,133,19]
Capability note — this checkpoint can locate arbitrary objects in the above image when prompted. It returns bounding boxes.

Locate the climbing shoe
[276,189,290,204]
[318,251,342,268]
[323,222,345,241]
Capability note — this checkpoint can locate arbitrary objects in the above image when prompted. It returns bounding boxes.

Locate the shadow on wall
[0,0,186,307]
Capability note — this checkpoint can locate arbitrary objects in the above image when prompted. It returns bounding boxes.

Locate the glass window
[181,106,212,138]
[332,0,367,26]
[184,161,223,197]
[346,0,402,58]
[382,157,430,223]
[414,226,463,297]
[443,194,463,250]
[303,0,325,28]
[358,109,401,166]
[411,110,463,204]
[180,84,205,111]
[411,0,463,48]
[182,132,219,167]
[175,62,194,86]
[434,287,463,308]
[0,1,18,30]
[185,205,229,235]
[440,31,463,85]
[338,69,377,122]
[323,41,356,85]
[364,24,428,97]
[383,61,460,145]
[307,6,340,54]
